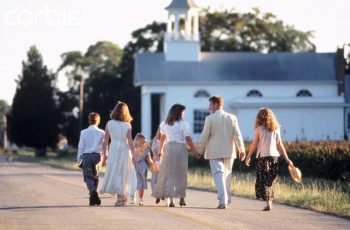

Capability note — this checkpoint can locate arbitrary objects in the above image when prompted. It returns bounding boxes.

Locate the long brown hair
[110,101,133,122]
[165,104,186,126]
[254,107,280,132]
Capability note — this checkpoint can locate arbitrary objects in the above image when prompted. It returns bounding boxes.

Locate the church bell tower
[164,0,200,61]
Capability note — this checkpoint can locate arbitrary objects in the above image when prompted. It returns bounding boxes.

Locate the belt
[82,152,100,155]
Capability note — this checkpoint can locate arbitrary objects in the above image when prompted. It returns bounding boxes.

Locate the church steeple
[164,0,200,61]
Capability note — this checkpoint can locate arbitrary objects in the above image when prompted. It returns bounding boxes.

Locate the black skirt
[255,156,279,201]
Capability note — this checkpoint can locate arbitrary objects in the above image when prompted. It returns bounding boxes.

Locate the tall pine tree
[7,46,60,156]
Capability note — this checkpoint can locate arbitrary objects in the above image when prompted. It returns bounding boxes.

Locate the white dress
[100,120,137,196]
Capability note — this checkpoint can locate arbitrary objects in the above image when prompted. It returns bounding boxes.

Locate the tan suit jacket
[198,109,245,160]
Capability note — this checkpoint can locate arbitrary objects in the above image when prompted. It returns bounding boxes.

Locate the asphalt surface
[0,161,349,230]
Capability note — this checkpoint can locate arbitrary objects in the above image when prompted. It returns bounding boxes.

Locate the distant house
[134,0,347,142]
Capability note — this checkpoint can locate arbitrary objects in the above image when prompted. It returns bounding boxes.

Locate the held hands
[245,156,251,167]
[239,152,246,161]
[101,155,107,167]
[193,150,201,160]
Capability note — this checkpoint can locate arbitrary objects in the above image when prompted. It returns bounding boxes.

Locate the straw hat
[288,165,302,183]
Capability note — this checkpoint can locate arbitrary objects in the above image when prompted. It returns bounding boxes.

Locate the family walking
[77,95,293,211]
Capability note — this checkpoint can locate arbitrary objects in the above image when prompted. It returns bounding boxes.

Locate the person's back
[197,95,245,209]
[107,120,130,143]
[100,101,137,206]
[256,126,281,158]
[77,112,104,206]
[200,109,243,160]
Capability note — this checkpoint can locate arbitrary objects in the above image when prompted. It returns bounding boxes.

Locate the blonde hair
[134,133,146,155]
[110,101,133,122]
[255,108,280,132]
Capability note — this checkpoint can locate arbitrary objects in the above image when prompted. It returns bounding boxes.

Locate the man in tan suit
[196,95,245,209]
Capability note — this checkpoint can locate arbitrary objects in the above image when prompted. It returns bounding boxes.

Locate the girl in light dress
[100,101,137,207]
[134,133,153,206]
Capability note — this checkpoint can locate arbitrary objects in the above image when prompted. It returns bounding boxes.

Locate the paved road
[0,161,349,230]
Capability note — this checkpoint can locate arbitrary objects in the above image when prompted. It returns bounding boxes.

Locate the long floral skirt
[255,156,279,201]
[151,142,188,198]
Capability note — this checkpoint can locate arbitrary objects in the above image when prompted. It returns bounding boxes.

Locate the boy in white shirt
[77,112,105,206]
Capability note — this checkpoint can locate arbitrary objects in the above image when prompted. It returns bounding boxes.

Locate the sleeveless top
[256,126,281,158]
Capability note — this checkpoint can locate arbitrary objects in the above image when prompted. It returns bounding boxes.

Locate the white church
[134,0,348,142]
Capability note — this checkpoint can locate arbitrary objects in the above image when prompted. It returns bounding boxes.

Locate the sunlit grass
[188,167,350,219]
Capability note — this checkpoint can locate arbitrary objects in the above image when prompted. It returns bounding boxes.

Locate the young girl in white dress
[134,133,153,205]
[100,101,137,207]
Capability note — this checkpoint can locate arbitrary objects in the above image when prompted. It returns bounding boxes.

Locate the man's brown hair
[209,95,224,106]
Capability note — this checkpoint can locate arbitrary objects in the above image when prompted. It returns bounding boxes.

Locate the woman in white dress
[100,101,137,206]
[152,104,199,207]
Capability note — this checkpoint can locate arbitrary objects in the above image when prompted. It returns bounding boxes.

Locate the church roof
[165,0,198,10]
[134,52,337,86]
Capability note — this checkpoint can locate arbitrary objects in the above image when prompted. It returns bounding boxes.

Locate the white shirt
[77,125,105,162]
[256,126,281,158]
[159,121,190,144]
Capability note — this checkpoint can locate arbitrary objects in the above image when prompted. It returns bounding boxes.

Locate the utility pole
[79,77,84,132]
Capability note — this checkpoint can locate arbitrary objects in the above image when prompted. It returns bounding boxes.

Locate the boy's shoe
[121,196,127,206]
[89,195,95,206]
[155,198,160,204]
[217,204,227,209]
[91,191,101,206]
[139,201,144,206]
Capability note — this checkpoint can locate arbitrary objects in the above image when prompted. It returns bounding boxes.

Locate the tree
[58,41,124,146]
[117,22,167,136]
[200,8,315,52]
[0,100,10,148]
[7,46,60,156]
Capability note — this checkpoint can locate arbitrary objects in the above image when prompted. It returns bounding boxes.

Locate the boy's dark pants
[82,153,101,194]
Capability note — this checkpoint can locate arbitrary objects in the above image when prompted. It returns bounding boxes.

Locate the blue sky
[1,0,349,104]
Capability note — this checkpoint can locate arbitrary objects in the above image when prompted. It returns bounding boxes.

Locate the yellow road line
[148,206,225,230]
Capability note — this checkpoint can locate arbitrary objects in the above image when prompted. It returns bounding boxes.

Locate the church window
[194,90,210,98]
[247,90,262,97]
[193,110,210,133]
[296,89,312,97]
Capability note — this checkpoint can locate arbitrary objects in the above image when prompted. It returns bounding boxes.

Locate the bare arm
[101,125,110,166]
[158,134,166,157]
[146,150,154,165]
[245,128,259,166]
[185,136,199,156]
[277,139,293,166]
[126,128,136,164]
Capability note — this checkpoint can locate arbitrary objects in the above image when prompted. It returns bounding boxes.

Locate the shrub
[188,141,350,182]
